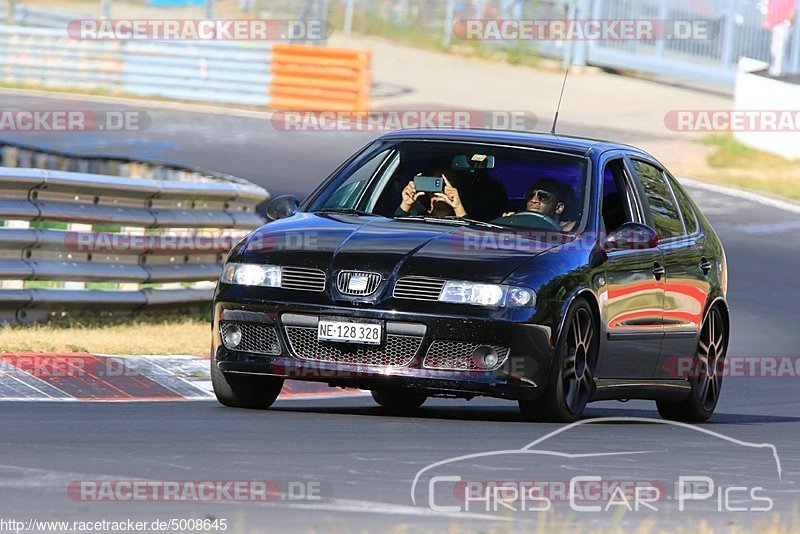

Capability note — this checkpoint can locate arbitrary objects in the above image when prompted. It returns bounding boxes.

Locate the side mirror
[604,222,660,251]
[265,195,299,221]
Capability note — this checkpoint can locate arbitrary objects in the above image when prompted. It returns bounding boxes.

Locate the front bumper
[212,301,556,401]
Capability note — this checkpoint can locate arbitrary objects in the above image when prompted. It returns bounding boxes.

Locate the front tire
[519,298,598,423]
[657,306,727,422]
[371,388,427,414]
[211,360,284,409]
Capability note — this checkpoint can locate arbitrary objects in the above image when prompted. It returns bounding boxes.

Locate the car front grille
[337,270,382,296]
[284,326,423,366]
[220,321,281,355]
[393,276,445,301]
[280,266,326,292]
[423,340,510,371]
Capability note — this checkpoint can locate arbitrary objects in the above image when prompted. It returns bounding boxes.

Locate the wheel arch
[556,288,603,345]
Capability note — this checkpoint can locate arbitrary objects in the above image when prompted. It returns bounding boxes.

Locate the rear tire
[211,360,284,409]
[371,388,427,414]
[519,298,598,423]
[657,306,727,422]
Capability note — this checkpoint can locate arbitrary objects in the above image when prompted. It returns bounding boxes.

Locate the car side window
[601,158,637,233]
[665,173,699,235]
[631,159,684,239]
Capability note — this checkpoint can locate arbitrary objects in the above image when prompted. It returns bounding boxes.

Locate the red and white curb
[0,353,366,401]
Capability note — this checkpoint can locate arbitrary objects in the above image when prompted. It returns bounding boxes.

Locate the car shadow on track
[268,403,800,425]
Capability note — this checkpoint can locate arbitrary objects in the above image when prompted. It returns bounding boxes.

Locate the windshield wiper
[394,215,504,229]
[441,216,505,229]
[312,208,381,217]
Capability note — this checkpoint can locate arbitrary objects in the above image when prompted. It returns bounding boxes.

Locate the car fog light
[223,324,242,349]
[471,346,499,369]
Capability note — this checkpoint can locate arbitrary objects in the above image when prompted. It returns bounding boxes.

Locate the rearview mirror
[604,222,659,251]
[265,195,299,221]
[451,154,496,170]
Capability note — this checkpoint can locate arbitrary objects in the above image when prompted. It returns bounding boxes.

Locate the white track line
[679,176,800,215]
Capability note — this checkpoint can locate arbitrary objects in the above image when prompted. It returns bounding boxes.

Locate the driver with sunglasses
[502,178,576,231]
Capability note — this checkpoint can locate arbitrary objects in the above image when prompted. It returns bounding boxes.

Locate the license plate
[317,320,382,345]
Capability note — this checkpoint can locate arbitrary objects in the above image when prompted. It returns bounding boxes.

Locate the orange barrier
[269,43,371,112]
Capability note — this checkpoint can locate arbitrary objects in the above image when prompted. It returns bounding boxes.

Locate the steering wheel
[490,211,562,231]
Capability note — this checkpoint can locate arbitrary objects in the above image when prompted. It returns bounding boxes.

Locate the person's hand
[502,211,515,217]
[399,179,424,213]
[433,175,467,217]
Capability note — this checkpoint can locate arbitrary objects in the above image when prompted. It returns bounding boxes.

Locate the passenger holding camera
[396,174,467,218]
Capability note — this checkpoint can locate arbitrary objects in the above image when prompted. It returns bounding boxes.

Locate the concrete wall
[734,58,800,160]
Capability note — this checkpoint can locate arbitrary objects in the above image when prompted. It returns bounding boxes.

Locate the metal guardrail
[0,146,269,324]
[0,25,370,108]
[0,25,273,106]
[0,2,79,28]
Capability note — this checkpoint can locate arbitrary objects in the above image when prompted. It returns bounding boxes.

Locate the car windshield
[308,140,590,233]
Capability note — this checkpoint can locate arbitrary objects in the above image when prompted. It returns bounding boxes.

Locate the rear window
[631,159,684,239]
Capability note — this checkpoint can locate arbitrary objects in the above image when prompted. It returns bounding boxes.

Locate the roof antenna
[550,65,570,135]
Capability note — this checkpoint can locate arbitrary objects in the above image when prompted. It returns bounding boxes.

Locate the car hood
[239,213,562,284]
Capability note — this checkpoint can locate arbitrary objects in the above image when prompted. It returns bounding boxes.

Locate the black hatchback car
[211,129,729,422]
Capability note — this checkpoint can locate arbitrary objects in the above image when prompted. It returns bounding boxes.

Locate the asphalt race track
[1,92,799,531]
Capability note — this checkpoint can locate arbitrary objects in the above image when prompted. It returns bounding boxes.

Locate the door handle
[700,258,712,275]
[652,262,665,281]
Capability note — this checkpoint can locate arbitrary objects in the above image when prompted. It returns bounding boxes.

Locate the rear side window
[665,174,699,235]
[631,159,684,239]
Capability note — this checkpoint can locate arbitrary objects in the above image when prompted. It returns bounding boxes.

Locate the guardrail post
[791,0,800,74]
[343,0,354,35]
[586,0,604,62]
[64,223,92,290]
[442,0,455,48]
[655,0,667,60]
[1,220,27,290]
[571,0,591,67]
[720,4,736,67]
[562,0,577,69]
[119,226,144,291]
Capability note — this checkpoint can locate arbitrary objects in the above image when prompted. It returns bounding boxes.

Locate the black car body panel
[212,129,729,410]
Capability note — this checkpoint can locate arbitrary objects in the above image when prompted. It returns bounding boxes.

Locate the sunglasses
[524,189,556,203]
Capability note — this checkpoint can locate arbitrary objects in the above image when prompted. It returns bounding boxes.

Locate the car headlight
[220,263,281,287]
[439,280,535,308]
